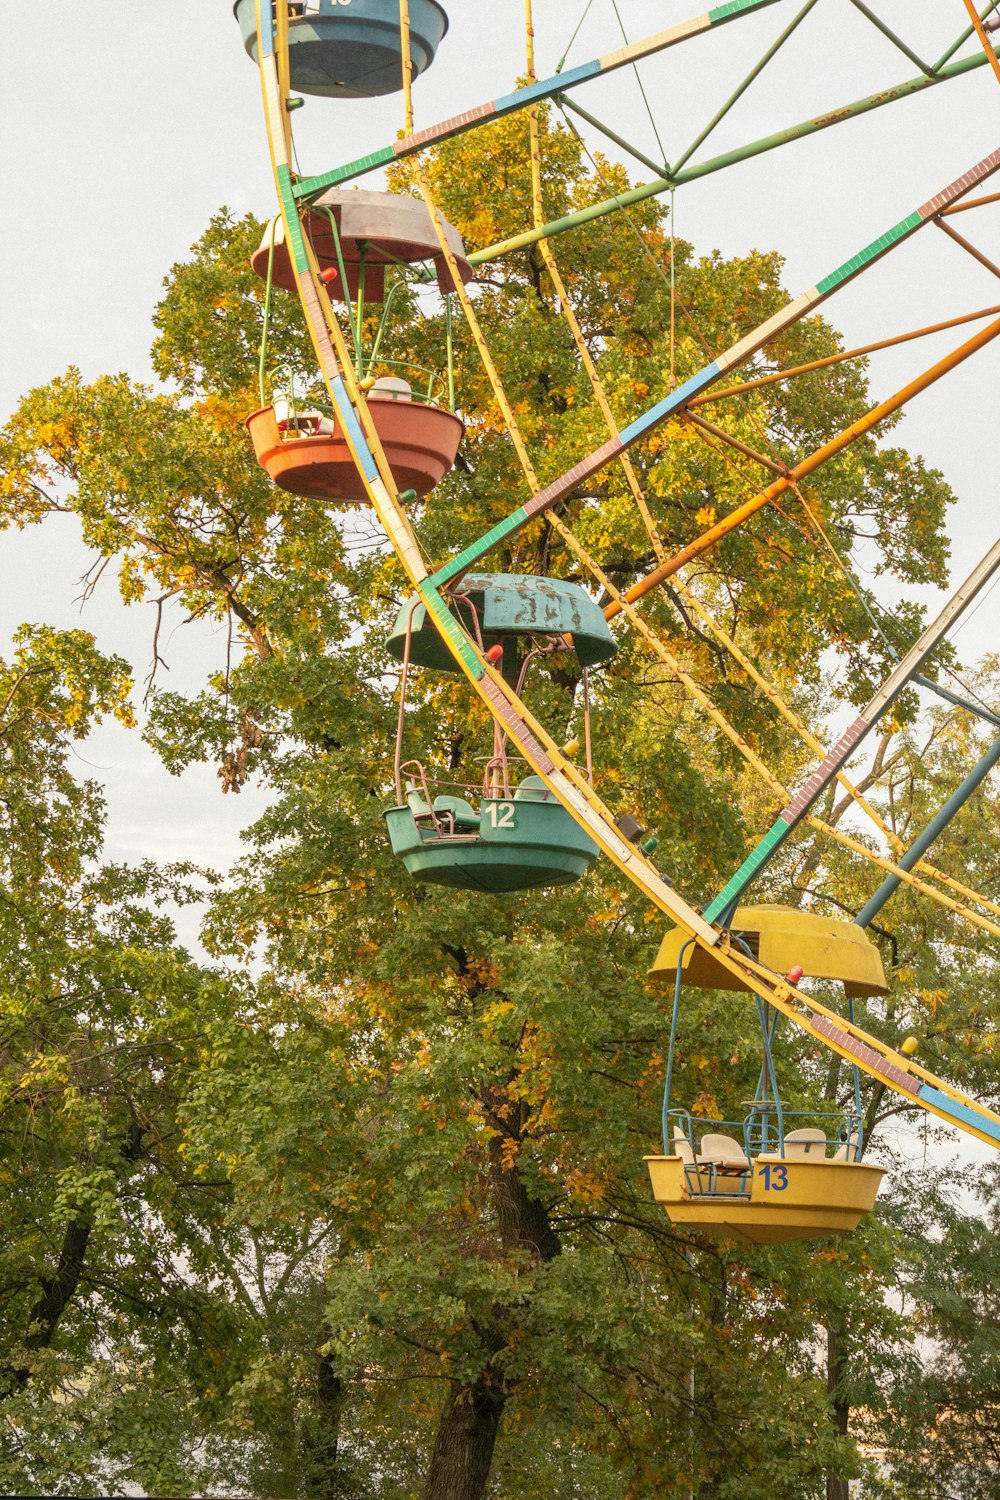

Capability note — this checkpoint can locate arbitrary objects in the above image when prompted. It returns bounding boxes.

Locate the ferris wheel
[236,0,1000,1245]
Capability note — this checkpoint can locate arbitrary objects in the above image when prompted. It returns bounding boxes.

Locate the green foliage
[0,103,992,1500]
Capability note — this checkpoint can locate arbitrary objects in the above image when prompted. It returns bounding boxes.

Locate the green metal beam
[467,43,1000,268]
[466,174,675,267]
[933,2,998,71]
[847,0,937,78]
[670,0,820,175]
[556,95,669,182]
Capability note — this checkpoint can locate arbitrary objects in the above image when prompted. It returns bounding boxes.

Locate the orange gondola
[246,377,463,501]
[249,189,468,503]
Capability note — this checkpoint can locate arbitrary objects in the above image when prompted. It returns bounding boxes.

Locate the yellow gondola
[650,910,889,1242]
[645,1130,885,1246]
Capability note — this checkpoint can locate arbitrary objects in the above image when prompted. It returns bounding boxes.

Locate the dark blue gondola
[234,0,449,100]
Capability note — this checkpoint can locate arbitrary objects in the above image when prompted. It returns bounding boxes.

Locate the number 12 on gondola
[485,802,517,830]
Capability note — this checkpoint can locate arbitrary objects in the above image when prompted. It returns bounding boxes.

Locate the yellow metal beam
[687,302,1000,407]
[936,217,1000,282]
[606,313,1000,619]
[961,0,1000,86]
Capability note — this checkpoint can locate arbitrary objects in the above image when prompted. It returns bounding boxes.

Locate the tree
[0,103,991,1500]
[859,1163,1000,1500]
[0,626,244,1490]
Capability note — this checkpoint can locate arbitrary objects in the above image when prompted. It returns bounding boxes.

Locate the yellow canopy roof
[650,904,888,998]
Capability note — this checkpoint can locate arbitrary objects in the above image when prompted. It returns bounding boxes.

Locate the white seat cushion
[783,1127,827,1158]
[698,1132,749,1168]
[672,1125,696,1165]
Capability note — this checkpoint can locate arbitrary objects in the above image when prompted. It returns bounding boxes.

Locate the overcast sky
[2,0,998,1051]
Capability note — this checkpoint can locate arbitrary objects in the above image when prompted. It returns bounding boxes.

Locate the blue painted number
[762,1164,789,1191]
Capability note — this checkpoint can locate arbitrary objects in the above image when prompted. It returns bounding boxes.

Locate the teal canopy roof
[386,574,618,672]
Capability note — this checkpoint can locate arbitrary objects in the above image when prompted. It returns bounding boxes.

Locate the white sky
[1,4,999,1180]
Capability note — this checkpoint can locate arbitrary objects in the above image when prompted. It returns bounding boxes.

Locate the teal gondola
[234,0,449,99]
[384,575,617,893]
[385,780,600,894]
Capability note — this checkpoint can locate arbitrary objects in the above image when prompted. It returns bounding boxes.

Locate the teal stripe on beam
[815,211,921,295]
[494,61,600,114]
[703,821,789,923]
[276,164,310,273]
[918,1083,1000,1143]
[258,2,274,55]
[419,587,485,677]
[431,507,531,589]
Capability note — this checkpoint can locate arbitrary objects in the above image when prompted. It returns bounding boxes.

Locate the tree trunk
[303,1348,347,1498]
[1,1215,91,1397]
[825,1323,851,1500]
[422,1116,561,1499]
[489,1144,561,1262]
[423,1371,506,1500]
